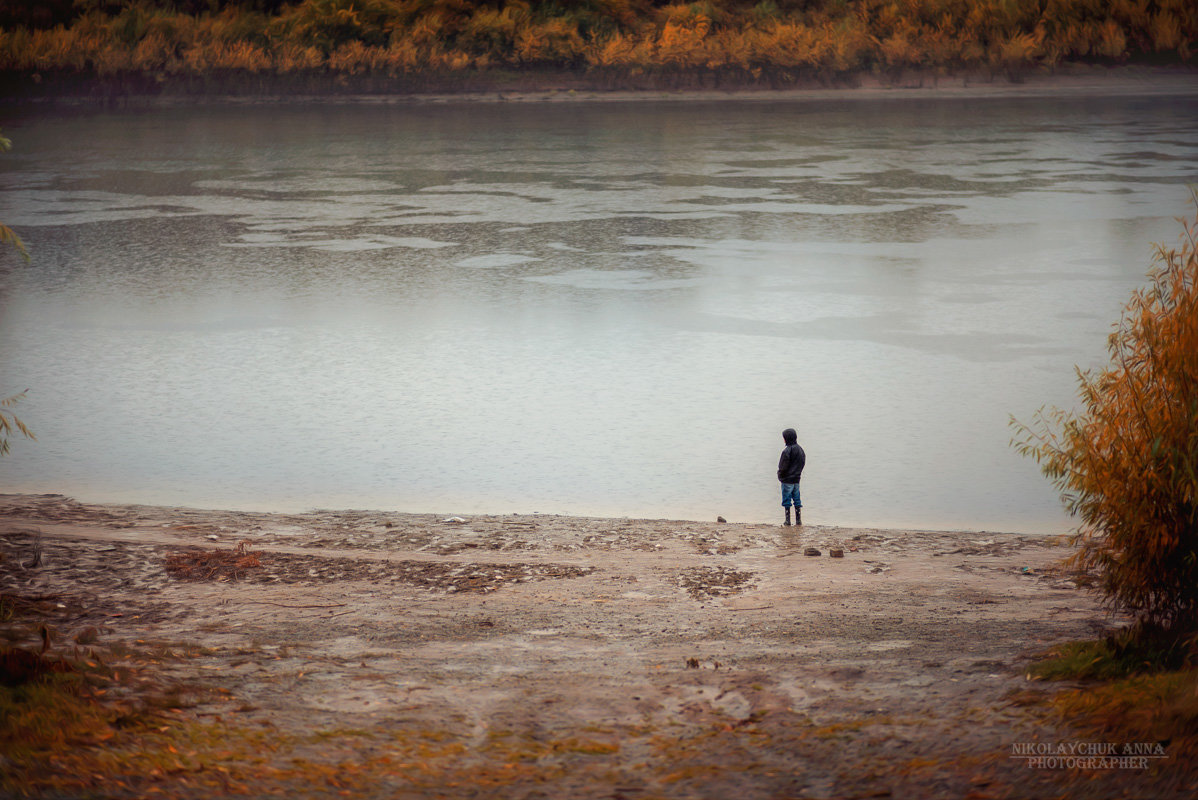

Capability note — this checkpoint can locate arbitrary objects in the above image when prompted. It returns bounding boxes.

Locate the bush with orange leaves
[0,0,1195,86]
[1013,197,1198,638]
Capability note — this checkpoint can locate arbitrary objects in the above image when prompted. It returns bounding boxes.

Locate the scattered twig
[165,544,262,581]
[22,533,42,569]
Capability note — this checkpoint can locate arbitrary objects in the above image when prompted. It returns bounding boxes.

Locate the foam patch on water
[311,239,398,252]
[1,190,205,226]
[525,268,700,291]
[947,188,1180,226]
[225,234,456,251]
[195,177,402,193]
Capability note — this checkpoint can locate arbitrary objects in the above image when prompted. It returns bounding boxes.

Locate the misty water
[1,95,1196,532]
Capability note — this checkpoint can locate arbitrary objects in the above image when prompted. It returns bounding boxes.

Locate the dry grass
[1023,631,1198,792]
[164,542,261,582]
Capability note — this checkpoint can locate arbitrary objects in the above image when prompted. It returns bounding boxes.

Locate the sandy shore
[1,493,1185,798]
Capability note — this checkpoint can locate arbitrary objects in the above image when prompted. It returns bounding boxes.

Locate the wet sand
[1,493,1183,798]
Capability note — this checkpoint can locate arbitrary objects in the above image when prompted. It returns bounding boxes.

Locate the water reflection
[776,525,808,557]
[1,96,1196,532]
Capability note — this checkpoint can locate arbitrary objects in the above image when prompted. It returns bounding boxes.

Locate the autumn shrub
[515,17,586,65]
[762,21,825,70]
[590,28,643,71]
[0,130,27,265]
[823,17,872,73]
[0,391,34,456]
[131,30,177,71]
[277,0,400,53]
[0,0,1194,85]
[457,3,526,61]
[990,26,1045,76]
[274,41,325,71]
[655,10,713,69]
[1149,10,1185,54]
[1013,198,1198,640]
[327,39,384,72]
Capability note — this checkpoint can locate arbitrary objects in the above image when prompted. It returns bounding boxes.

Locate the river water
[1,94,1196,532]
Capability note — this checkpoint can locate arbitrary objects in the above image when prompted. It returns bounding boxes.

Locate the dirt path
[0,493,1177,799]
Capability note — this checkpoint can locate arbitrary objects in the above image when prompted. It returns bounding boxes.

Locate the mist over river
[1,94,1196,531]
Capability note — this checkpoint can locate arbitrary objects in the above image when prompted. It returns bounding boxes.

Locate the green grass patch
[1029,639,1151,681]
[1029,627,1198,682]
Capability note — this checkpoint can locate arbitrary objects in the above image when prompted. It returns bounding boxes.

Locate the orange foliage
[1150,12,1184,52]
[515,18,585,65]
[274,42,325,72]
[1096,18,1129,59]
[327,40,388,73]
[991,27,1045,73]
[1013,197,1198,633]
[763,22,826,69]
[0,1,1193,84]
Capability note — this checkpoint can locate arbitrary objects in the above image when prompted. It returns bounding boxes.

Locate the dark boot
[784,507,791,526]
[795,507,802,526]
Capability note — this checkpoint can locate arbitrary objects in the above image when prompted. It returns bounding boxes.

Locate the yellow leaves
[593,31,642,69]
[0,389,35,456]
[327,41,386,74]
[515,19,585,66]
[1096,19,1129,59]
[992,27,1045,69]
[1149,12,1184,52]
[656,21,709,68]
[180,40,271,73]
[764,22,825,69]
[1012,193,1198,631]
[877,28,918,68]
[274,43,325,73]
[0,2,1195,85]
[132,31,177,72]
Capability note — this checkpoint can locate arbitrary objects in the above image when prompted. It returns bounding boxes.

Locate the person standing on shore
[778,428,805,526]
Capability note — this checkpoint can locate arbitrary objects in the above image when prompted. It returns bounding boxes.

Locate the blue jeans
[781,483,802,508]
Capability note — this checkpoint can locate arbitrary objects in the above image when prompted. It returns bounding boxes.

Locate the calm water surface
[1,96,1196,532]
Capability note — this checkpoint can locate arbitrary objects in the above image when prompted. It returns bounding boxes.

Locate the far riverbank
[3,63,1196,106]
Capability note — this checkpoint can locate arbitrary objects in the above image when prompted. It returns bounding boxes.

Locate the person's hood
[783,428,797,445]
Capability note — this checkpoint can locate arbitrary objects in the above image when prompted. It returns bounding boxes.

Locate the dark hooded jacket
[777,428,806,484]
